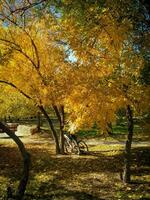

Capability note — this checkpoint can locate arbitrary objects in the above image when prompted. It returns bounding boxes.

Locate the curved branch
[0,38,38,69]
[0,80,31,99]
[0,38,46,84]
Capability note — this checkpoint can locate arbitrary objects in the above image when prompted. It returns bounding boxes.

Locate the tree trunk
[122,105,134,183]
[60,106,65,153]
[4,116,7,123]
[37,111,41,132]
[38,105,61,154]
[53,105,65,154]
[0,122,30,200]
[107,122,113,135]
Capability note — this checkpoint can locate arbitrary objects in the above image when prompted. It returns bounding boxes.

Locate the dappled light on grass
[90,144,124,154]
[0,176,10,198]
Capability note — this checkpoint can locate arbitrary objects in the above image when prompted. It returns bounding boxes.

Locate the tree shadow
[131,146,150,166]
[1,145,149,179]
[24,170,105,200]
[25,184,104,200]
[0,144,149,199]
[0,146,22,179]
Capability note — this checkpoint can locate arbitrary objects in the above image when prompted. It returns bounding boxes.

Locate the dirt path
[0,131,150,147]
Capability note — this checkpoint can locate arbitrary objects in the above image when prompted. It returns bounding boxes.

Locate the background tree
[57,0,150,183]
[0,85,37,120]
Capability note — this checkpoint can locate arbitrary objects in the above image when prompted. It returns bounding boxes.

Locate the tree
[0,122,30,200]
[57,0,150,183]
[0,12,74,154]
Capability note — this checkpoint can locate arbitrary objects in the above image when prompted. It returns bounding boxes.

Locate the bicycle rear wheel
[78,140,88,154]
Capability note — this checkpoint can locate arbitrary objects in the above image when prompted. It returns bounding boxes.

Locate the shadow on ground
[0,143,149,200]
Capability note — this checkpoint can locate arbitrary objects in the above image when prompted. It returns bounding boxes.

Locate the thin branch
[11,0,47,14]
[24,30,40,69]
[0,38,20,48]
[0,38,38,68]
[0,80,31,99]
[0,37,48,87]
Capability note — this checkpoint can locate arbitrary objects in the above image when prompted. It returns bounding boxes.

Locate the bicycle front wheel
[64,135,72,154]
[71,139,80,155]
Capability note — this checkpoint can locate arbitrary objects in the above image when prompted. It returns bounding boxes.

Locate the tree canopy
[0,0,149,133]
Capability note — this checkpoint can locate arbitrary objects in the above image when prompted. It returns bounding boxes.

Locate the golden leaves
[0,3,149,133]
[0,19,70,107]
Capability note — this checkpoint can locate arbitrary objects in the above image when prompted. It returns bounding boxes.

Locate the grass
[76,122,150,144]
[0,130,149,200]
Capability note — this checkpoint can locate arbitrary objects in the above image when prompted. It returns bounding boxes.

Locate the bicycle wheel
[78,140,88,154]
[71,139,80,155]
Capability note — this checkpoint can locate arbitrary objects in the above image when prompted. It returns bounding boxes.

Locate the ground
[0,129,149,200]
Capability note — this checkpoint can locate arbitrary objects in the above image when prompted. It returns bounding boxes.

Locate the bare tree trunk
[107,122,113,135]
[0,122,30,200]
[122,105,133,183]
[16,154,30,200]
[38,105,61,154]
[37,111,41,132]
[4,116,7,123]
[53,105,65,154]
[60,105,65,153]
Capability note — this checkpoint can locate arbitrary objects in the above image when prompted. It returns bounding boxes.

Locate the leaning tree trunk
[122,105,134,183]
[0,122,30,200]
[38,105,61,154]
[53,105,65,154]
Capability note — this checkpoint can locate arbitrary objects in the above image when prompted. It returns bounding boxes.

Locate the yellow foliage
[0,3,149,133]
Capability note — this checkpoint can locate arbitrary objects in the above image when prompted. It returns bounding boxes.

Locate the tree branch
[0,80,31,99]
[11,0,47,14]
[24,30,40,69]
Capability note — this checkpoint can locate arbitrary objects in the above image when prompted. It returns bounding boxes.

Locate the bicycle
[64,133,88,155]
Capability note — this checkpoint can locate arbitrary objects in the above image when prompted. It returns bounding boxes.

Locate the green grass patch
[77,129,99,138]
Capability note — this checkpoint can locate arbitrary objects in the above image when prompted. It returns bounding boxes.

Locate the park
[0,0,149,200]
